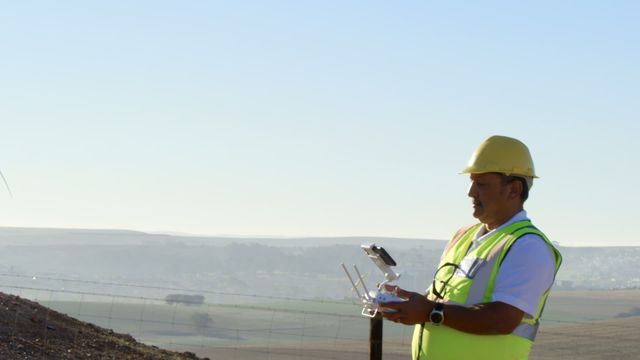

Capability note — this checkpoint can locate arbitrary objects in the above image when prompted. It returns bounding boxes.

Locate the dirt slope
[0,292,207,360]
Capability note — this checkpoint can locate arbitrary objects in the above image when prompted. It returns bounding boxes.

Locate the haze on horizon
[0,1,638,247]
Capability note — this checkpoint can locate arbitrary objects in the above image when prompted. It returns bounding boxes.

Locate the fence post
[369,314,383,360]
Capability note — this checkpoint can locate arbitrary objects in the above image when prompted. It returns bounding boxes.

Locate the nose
[468,181,478,199]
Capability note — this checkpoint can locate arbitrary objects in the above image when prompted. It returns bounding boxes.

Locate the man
[382,135,562,360]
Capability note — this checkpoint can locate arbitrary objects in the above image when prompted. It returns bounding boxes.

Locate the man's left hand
[379,285,435,325]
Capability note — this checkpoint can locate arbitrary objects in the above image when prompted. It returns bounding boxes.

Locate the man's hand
[377,285,526,334]
[379,285,435,325]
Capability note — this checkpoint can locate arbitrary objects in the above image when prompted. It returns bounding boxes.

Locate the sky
[0,1,638,247]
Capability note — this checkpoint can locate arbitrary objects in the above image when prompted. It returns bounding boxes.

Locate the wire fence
[0,274,414,359]
[2,273,637,359]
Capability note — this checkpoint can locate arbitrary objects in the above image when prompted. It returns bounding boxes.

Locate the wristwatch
[429,303,445,325]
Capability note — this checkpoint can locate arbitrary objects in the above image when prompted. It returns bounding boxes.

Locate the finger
[382,284,412,298]
[394,288,418,300]
[378,301,402,310]
[381,285,409,298]
[383,284,397,292]
[382,310,401,322]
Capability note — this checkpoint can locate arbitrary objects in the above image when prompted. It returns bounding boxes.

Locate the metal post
[370,314,383,360]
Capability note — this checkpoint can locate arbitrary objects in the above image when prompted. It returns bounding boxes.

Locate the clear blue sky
[1,1,638,246]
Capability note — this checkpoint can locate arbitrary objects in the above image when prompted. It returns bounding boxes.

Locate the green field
[34,297,415,350]
[12,289,640,356]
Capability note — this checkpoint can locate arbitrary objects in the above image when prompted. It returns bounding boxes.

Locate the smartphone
[365,244,397,266]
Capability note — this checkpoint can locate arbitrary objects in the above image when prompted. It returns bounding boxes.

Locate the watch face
[430,311,443,324]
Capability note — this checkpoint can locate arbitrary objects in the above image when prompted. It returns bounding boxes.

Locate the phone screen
[372,246,397,266]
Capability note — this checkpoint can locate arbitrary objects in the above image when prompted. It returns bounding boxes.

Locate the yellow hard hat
[461,135,537,178]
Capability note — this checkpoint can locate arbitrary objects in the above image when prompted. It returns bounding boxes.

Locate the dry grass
[191,316,640,360]
[531,316,640,360]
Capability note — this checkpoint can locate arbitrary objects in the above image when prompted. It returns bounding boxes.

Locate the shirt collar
[473,210,529,241]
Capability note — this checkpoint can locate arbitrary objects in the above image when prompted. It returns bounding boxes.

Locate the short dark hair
[500,175,529,203]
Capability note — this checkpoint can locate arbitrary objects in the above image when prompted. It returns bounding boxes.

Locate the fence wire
[0,275,413,359]
[2,274,634,359]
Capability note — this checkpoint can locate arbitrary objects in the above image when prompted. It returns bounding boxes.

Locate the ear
[507,180,523,201]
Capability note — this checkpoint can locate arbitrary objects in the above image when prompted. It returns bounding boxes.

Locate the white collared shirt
[469,210,556,317]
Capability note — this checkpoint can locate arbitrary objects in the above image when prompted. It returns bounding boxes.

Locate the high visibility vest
[412,220,562,360]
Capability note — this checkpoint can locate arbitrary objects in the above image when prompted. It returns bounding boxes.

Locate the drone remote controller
[372,290,404,304]
[342,244,407,317]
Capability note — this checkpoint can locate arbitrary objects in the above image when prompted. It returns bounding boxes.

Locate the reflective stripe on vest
[465,225,539,305]
[513,322,539,342]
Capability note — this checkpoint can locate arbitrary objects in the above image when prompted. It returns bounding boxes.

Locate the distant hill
[0,227,638,298]
[0,227,445,249]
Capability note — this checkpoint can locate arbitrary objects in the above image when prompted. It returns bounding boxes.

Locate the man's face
[467,173,515,229]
